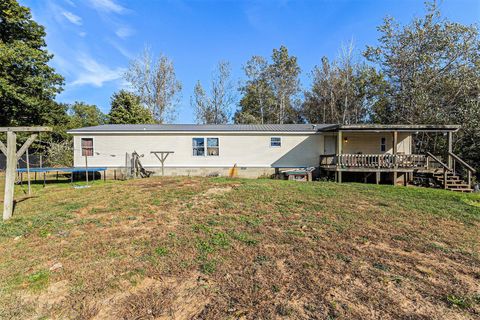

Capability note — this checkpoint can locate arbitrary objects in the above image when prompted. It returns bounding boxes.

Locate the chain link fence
[0,153,45,171]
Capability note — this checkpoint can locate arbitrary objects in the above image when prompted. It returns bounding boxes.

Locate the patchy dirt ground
[0,177,479,319]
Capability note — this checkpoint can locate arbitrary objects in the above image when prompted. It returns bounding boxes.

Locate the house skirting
[103,166,277,179]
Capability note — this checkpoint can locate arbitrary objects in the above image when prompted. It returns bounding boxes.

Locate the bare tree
[303,41,376,124]
[192,81,213,124]
[192,61,236,124]
[125,48,182,123]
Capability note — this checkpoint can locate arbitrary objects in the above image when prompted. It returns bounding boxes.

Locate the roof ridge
[67,123,338,133]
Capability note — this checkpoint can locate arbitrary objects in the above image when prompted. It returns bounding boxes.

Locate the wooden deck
[319,153,475,192]
[319,153,433,172]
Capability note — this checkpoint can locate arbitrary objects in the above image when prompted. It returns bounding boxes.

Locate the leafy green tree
[35,102,104,149]
[235,47,302,124]
[68,102,106,129]
[0,0,64,126]
[234,56,276,124]
[268,45,301,124]
[234,81,276,124]
[364,1,480,171]
[42,102,71,142]
[108,90,155,124]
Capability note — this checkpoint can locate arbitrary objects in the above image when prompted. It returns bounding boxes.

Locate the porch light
[344,137,348,143]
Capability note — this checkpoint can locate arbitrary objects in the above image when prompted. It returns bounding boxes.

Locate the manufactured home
[67,124,476,192]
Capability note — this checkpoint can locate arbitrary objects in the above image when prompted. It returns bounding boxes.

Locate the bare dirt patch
[134,177,202,190]
[90,274,210,320]
[203,186,233,196]
[21,280,70,316]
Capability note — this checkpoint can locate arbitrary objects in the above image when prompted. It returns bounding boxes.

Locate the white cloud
[64,0,76,7]
[62,11,82,25]
[71,55,125,87]
[89,0,125,14]
[78,31,87,37]
[115,26,134,38]
[109,40,133,59]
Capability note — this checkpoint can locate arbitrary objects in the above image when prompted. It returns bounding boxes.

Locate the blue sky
[22,0,479,123]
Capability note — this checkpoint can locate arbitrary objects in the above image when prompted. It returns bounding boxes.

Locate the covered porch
[318,124,475,191]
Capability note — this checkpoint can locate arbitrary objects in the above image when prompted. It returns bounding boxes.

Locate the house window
[193,138,219,156]
[81,138,93,156]
[271,137,281,147]
[380,137,386,152]
[207,138,219,156]
[192,138,205,156]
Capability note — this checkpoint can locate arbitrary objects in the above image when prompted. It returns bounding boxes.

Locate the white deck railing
[319,154,428,169]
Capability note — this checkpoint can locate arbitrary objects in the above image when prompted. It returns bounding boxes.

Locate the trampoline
[16,167,107,185]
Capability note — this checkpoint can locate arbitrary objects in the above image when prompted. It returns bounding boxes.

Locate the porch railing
[319,152,476,189]
[319,154,428,169]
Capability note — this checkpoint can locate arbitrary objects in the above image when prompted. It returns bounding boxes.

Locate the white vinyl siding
[72,133,323,168]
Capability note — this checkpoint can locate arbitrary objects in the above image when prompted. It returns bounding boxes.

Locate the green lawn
[0,177,479,319]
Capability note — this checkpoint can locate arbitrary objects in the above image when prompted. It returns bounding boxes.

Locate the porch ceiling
[321,124,460,133]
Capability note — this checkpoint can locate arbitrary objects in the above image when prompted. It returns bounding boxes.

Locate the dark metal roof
[67,123,460,134]
[68,124,337,133]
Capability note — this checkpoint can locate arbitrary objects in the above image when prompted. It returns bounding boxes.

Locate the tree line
[1,0,479,171]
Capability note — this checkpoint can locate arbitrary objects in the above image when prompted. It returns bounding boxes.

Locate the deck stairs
[431,169,473,193]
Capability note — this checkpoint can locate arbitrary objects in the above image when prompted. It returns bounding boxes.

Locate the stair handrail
[426,152,452,189]
[426,152,451,171]
[448,152,476,173]
[448,152,475,188]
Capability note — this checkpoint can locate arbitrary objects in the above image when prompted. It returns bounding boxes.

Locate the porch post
[392,131,398,185]
[447,131,453,169]
[337,131,343,155]
[392,131,398,154]
[337,131,343,183]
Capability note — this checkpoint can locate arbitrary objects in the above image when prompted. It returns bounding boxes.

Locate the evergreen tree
[108,90,155,124]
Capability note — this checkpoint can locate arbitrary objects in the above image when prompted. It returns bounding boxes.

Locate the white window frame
[192,137,219,157]
[270,137,281,147]
[206,137,219,156]
[192,137,205,156]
